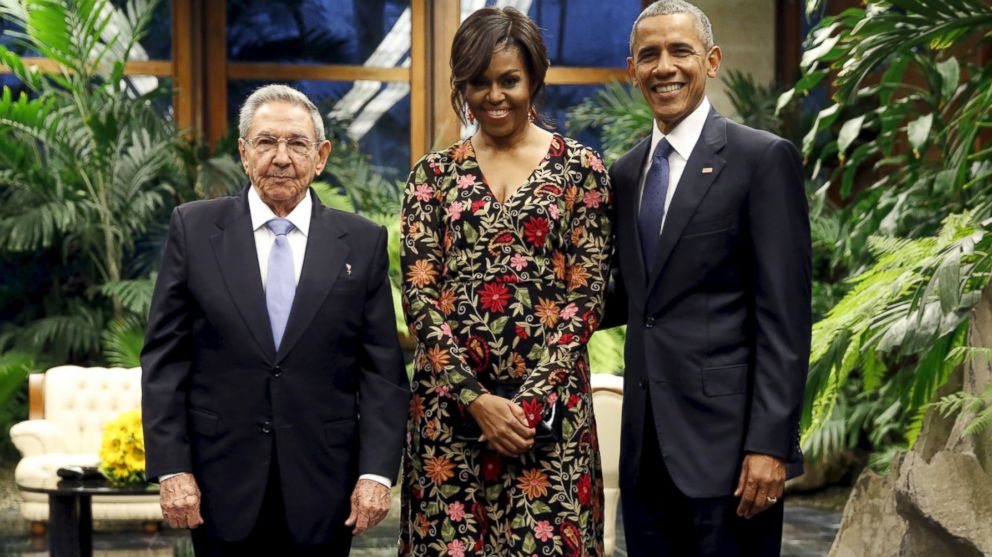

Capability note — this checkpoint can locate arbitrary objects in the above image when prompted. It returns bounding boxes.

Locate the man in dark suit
[141,84,410,556]
[605,2,811,555]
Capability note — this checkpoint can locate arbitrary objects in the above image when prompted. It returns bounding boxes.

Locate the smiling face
[238,100,331,215]
[627,13,721,134]
[464,45,533,143]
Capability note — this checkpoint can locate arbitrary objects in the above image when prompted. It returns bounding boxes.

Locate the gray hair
[629,0,715,54]
[238,84,325,140]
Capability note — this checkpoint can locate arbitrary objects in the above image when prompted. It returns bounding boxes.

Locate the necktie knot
[266,218,295,237]
[653,138,673,162]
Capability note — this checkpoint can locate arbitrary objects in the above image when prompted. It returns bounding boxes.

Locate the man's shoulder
[612,136,652,172]
[173,194,241,221]
[723,118,797,158]
[321,206,383,237]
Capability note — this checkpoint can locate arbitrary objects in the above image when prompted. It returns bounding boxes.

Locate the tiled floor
[0,502,840,556]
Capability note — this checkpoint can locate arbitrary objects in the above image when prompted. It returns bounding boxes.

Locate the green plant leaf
[837,115,866,159]
[936,57,960,103]
[906,113,933,154]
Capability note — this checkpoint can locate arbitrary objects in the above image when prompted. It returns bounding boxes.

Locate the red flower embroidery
[576,473,592,506]
[515,324,529,340]
[480,450,502,481]
[523,216,550,247]
[521,399,544,427]
[479,282,510,313]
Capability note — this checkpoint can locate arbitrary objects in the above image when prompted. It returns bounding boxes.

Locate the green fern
[101,316,144,368]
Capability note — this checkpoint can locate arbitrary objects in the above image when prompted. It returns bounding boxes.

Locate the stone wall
[828,287,992,556]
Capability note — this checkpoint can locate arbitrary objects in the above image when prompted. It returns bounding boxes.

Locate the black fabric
[191,449,352,557]
[142,186,410,545]
[604,109,811,498]
[621,406,784,557]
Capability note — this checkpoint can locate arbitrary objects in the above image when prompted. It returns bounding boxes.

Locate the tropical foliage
[0,0,242,459]
[781,0,992,467]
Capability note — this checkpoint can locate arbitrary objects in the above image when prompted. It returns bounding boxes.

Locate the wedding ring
[766,496,778,504]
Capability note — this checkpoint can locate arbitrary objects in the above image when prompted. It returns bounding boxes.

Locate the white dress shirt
[638,97,712,233]
[163,186,392,489]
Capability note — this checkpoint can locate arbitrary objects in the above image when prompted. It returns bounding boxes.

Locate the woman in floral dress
[399,7,612,557]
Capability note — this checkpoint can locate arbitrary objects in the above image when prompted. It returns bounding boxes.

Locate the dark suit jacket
[140,186,410,544]
[605,108,811,498]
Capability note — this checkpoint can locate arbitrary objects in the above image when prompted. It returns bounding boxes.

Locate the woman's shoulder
[413,138,475,169]
[555,134,608,177]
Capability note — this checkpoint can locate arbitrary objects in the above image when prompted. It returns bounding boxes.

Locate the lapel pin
[702,167,714,174]
[346,263,352,276]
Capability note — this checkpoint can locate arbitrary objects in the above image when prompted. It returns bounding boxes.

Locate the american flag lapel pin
[702,166,714,174]
[346,263,352,276]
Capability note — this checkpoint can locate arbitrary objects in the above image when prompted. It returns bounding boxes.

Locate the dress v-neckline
[468,133,558,206]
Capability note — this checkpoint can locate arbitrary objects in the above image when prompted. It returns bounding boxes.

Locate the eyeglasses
[244,135,320,157]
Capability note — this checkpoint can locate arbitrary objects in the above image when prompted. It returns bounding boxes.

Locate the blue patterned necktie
[638,138,673,274]
[265,218,296,350]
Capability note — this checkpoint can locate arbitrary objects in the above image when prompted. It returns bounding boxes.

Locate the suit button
[645,317,655,328]
[261,421,272,434]
[272,365,282,377]
[638,379,647,389]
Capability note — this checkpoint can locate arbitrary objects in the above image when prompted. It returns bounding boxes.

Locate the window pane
[541,84,623,155]
[462,0,639,68]
[2,4,170,60]
[228,0,411,67]
[229,79,410,184]
[110,0,172,60]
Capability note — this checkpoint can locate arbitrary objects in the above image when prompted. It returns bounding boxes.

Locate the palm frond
[101,315,144,368]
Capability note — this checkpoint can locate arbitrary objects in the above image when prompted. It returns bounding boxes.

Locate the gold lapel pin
[346,263,352,276]
[702,167,714,174]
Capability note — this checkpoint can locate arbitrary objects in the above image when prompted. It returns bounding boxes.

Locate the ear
[314,140,332,175]
[705,45,722,78]
[237,138,250,173]
[627,57,637,86]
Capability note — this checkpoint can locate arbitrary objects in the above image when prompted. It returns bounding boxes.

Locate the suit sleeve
[357,225,411,479]
[743,138,811,460]
[513,148,614,411]
[601,164,629,330]
[140,207,194,481]
[401,155,485,410]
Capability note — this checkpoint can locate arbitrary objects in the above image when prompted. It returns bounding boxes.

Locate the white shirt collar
[650,97,711,160]
[248,185,312,236]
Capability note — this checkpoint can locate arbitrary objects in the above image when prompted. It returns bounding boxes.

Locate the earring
[528,106,536,122]
[465,104,475,124]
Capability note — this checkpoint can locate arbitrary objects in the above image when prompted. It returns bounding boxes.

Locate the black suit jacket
[605,108,811,498]
[140,186,410,544]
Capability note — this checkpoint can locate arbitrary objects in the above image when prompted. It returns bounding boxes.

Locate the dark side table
[17,478,159,557]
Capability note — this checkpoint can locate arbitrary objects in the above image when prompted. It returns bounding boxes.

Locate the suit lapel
[618,137,652,302]
[275,192,349,360]
[646,109,728,296]
[210,186,276,358]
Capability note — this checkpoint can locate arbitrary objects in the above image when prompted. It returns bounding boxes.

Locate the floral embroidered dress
[399,133,612,557]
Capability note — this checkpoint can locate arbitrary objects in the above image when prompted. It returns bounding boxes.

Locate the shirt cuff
[358,473,392,488]
[158,472,189,482]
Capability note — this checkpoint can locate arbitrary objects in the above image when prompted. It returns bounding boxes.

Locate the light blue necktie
[638,138,673,275]
[265,218,296,351]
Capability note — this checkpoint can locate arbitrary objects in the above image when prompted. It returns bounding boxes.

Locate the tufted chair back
[41,366,142,454]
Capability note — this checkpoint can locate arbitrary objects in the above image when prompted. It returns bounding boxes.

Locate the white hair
[238,84,325,140]
[630,0,715,54]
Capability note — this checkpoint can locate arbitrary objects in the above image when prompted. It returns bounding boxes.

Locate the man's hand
[344,479,391,535]
[159,473,204,529]
[467,393,535,456]
[734,453,786,519]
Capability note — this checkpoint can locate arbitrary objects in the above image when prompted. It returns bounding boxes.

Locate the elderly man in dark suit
[604,2,812,556]
[141,84,410,556]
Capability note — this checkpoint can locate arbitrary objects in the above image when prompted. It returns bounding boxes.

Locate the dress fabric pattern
[399,134,612,557]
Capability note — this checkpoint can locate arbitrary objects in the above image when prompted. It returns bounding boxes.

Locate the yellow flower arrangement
[98,409,146,484]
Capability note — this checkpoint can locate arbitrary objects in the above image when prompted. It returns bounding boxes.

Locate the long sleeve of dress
[401,155,485,409]
[512,148,614,409]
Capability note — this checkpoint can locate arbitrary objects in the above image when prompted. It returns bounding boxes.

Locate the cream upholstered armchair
[591,373,624,557]
[9,366,162,531]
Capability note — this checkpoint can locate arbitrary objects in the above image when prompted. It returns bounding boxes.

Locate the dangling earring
[465,104,475,124]
[528,105,536,122]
